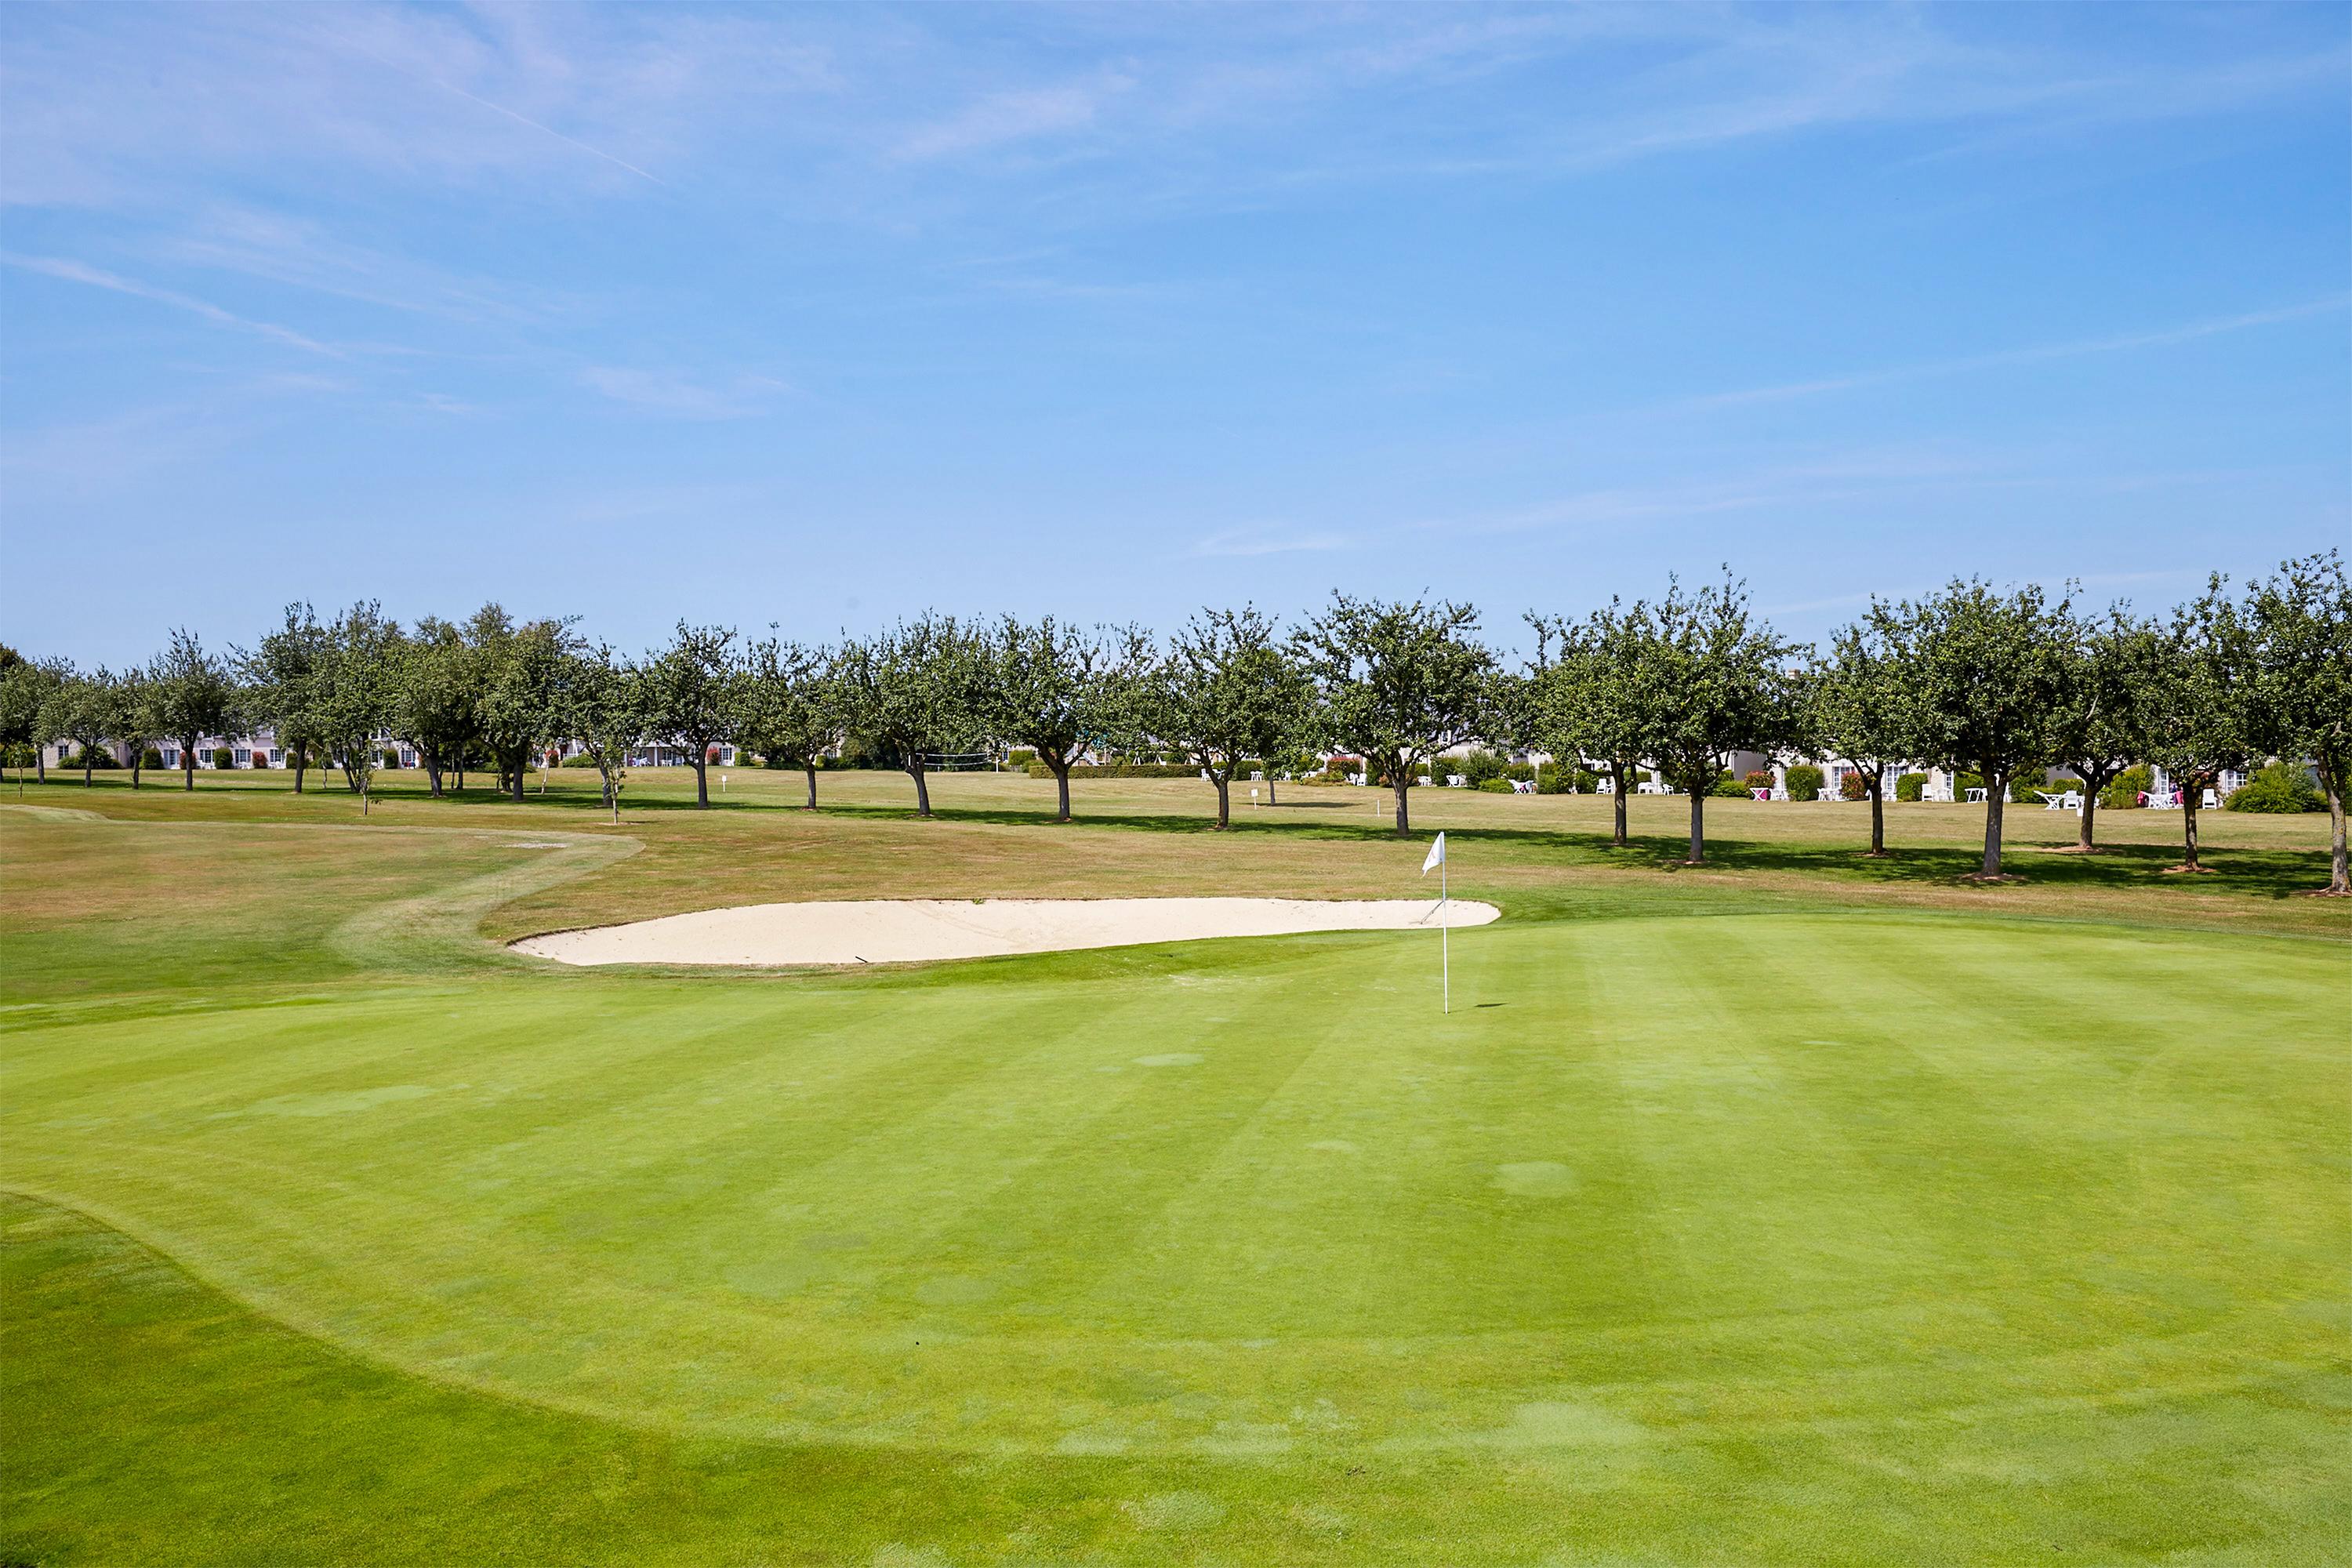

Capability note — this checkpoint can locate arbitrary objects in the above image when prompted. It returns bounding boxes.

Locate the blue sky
[2,2,2345,666]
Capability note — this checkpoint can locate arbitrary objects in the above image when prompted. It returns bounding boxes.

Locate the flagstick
[1440,850,1450,1015]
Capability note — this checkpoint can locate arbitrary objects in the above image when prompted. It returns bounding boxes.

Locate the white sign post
[1422,831,1449,1014]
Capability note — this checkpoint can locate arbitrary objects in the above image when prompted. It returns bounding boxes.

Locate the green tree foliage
[2242,550,2351,895]
[393,617,479,797]
[45,670,114,785]
[739,636,841,811]
[2050,608,2160,854]
[1632,574,1795,866]
[1804,615,1912,856]
[113,665,158,788]
[555,642,644,821]
[2140,577,2256,874]
[978,620,1152,827]
[0,656,69,786]
[639,623,746,810]
[1875,579,2074,878]
[985,618,1150,822]
[1145,606,1312,830]
[833,613,989,818]
[1526,601,1653,846]
[316,603,402,812]
[236,604,329,794]
[470,606,574,803]
[148,629,235,793]
[1297,593,1494,837]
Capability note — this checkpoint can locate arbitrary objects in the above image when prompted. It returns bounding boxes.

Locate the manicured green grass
[2,781,2346,1564]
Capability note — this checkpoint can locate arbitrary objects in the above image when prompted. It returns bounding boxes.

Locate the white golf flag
[1422,833,1446,874]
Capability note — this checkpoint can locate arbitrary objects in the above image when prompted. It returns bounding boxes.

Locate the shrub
[64,748,120,770]
[1839,771,1867,800]
[207,747,232,769]
[1476,776,1513,793]
[248,753,272,770]
[560,754,601,768]
[1026,762,1199,780]
[379,750,400,770]
[1458,749,1508,785]
[1896,771,1927,802]
[1785,764,1824,801]
[2101,764,2151,810]
[1710,769,1746,798]
[2227,760,2325,813]
[1007,749,1036,768]
[1743,770,1773,793]
[140,747,165,769]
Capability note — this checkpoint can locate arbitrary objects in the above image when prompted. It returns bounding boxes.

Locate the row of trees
[2,552,2343,891]
[1528,557,2348,889]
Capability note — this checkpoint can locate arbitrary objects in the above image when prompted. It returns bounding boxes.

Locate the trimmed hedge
[1896,771,1928,802]
[1785,764,1824,801]
[1025,763,1200,779]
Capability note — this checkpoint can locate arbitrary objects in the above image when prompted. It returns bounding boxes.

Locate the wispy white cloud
[1683,296,2352,410]
[0,251,342,355]
[1191,526,1350,558]
[578,365,787,419]
[894,71,1135,162]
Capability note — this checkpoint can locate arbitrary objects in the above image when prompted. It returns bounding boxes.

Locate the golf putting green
[2,794,2345,1565]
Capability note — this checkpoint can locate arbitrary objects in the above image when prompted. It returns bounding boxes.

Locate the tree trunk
[82,753,93,786]
[1052,761,1072,822]
[183,739,198,791]
[2326,773,2348,895]
[1684,787,1704,864]
[2078,789,2098,851]
[1392,774,1410,837]
[1980,774,2006,877]
[293,753,306,794]
[2180,789,2202,872]
[692,752,710,808]
[1213,773,1230,829]
[1867,779,1886,855]
[1611,760,1632,845]
[130,751,142,788]
[510,754,526,803]
[804,764,818,810]
[909,761,932,818]
[1267,773,1278,806]
[35,746,45,782]
[426,760,444,797]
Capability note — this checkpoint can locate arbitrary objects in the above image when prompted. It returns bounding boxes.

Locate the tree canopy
[1632,574,1793,865]
[1875,579,2074,877]
[1295,593,1494,837]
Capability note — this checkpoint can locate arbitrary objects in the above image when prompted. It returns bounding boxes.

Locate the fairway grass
[2,775,2346,1564]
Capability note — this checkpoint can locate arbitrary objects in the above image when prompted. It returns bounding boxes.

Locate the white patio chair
[1512,779,1534,794]
[1446,774,1468,788]
[2201,788,2219,809]
[1965,787,1988,804]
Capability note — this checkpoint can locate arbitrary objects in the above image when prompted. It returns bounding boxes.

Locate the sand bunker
[514,896,1499,968]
